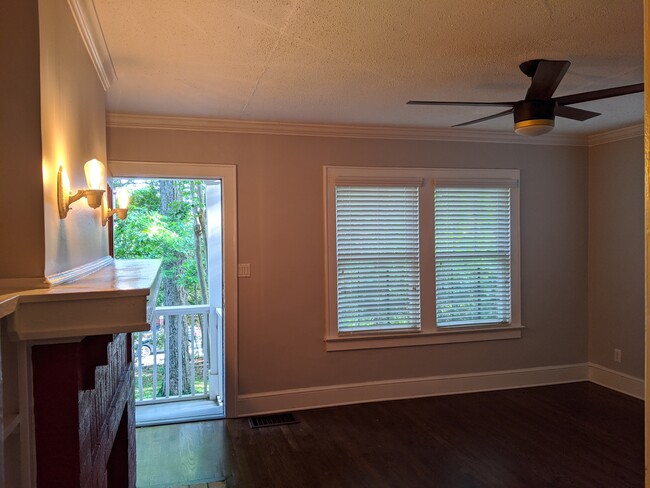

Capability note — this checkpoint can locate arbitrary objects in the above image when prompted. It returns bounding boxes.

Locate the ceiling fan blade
[525,60,571,100]
[554,105,601,121]
[554,83,644,105]
[452,109,514,127]
[407,100,514,107]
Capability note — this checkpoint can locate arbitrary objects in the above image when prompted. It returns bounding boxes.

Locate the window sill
[325,325,524,351]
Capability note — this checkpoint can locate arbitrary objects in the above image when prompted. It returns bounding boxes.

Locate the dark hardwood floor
[137,382,644,488]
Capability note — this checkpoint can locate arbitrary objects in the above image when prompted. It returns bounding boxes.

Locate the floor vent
[248,413,298,429]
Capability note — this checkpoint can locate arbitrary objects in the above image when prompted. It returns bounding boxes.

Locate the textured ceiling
[94,0,644,135]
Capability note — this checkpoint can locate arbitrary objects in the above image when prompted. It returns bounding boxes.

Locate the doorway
[108,162,238,424]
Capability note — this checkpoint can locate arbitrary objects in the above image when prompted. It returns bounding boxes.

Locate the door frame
[643,0,650,488]
[108,160,239,418]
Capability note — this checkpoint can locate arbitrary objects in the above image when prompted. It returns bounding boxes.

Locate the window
[434,186,512,327]
[325,167,522,351]
[335,185,421,333]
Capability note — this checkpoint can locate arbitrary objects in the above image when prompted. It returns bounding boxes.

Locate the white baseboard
[588,363,644,400]
[236,363,589,417]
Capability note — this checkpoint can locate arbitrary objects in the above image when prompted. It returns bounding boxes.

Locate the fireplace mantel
[1,258,162,341]
[0,258,162,487]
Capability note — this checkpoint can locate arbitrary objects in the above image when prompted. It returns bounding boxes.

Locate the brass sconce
[57,159,106,218]
[102,188,130,226]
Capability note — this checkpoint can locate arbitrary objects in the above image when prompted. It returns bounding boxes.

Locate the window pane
[434,187,511,327]
[335,186,421,332]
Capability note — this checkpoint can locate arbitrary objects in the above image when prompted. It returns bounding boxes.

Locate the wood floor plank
[137,382,643,488]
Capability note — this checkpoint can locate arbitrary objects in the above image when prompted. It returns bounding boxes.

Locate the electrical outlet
[614,348,622,363]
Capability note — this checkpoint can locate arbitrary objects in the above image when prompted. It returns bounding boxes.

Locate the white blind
[335,186,421,332]
[434,187,512,327]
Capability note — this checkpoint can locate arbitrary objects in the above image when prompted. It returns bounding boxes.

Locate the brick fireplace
[32,333,135,487]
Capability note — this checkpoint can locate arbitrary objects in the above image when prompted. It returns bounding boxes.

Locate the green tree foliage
[113,179,208,306]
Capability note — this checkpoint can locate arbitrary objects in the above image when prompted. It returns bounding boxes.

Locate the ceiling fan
[407,59,644,136]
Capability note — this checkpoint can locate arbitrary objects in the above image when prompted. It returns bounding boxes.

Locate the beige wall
[0,0,108,281]
[0,0,45,280]
[107,128,589,395]
[39,0,109,277]
[588,136,645,378]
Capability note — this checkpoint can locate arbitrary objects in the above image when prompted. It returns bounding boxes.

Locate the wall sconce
[57,159,106,218]
[102,188,130,226]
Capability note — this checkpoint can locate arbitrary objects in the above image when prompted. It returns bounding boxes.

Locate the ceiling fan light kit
[407,59,644,136]
[514,119,554,136]
[513,100,555,136]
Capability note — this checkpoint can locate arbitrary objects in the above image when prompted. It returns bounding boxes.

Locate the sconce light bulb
[116,188,130,209]
[84,159,105,190]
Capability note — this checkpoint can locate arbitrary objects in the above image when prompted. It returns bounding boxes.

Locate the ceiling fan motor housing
[514,100,556,123]
[513,100,556,135]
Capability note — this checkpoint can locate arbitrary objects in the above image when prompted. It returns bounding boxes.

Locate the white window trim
[324,166,522,351]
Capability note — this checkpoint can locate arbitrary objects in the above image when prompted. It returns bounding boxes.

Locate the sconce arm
[67,190,86,205]
[102,207,129,226]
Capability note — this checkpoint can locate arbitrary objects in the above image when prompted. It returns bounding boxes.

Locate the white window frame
[324,166,523,351]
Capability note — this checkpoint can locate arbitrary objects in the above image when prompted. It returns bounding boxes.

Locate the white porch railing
[133,304,221,405]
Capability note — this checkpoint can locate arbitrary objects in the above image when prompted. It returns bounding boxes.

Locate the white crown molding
[46,256,113,287]
[107,113,589,146]
[67,0,117,91]
[236,363,589,417]
[586,124,644,147]
[588,362,644,399]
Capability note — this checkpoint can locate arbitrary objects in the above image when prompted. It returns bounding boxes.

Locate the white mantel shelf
[0,259,162,341]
